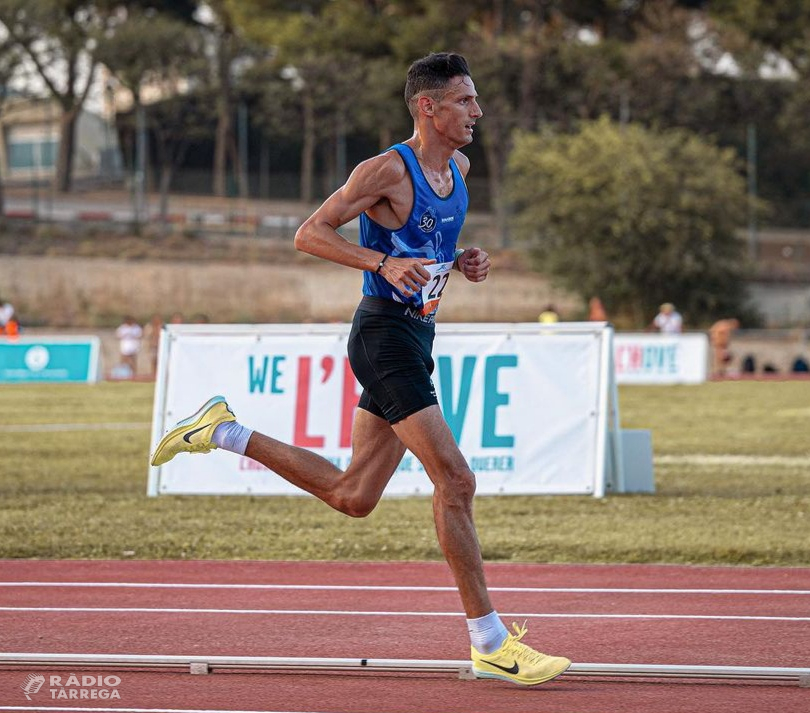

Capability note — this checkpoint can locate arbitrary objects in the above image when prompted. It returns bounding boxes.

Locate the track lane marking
[0,708,328,713]
[0,607,807,622]
[0,423,150,433]
[656,454,810,466]
[2,582,808,595]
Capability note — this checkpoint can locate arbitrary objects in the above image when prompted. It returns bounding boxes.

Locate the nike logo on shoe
[183,424,211,443]
[481,659,520,675]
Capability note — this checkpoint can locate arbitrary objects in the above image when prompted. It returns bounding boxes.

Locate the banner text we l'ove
[247,354,517,449]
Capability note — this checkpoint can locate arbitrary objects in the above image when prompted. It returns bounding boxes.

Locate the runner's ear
[416,94,436,116]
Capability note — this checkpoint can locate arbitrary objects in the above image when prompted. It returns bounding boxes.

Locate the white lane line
[0,607,807,622]
[656,454,810,467]
[0,708,325,713]
[0,423,150,433]
[1,582,808,595]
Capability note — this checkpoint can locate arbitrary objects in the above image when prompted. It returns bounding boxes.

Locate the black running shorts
[347,296,438,425]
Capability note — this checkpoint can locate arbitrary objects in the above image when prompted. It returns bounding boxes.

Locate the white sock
[212,421,253,455]
[467,610,509,654]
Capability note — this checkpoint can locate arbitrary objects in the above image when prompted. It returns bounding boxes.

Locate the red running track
[0,560,807,713]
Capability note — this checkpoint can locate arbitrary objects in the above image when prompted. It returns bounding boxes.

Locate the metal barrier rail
[1,653,808,685]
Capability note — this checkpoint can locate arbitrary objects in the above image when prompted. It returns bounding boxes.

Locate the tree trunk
[335,109,347,191]
[237,101,249,199]
[300,91,315,203]
[134,102,148,228]
[518,6,540,131]
[259,134,270,199]
[159,165,172,227]
[481,120,509,247]
[213,33,233,197]
[378,127,392,152]
[214,101,231,197]
[54,107,78,193]
[228,128,245,199]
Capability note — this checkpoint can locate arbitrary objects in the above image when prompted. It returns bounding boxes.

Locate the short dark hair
[404,52,471,113]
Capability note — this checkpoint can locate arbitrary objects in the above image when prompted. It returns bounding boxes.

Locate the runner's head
[405,53,471,119]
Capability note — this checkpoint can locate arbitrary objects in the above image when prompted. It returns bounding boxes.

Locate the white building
[0,94,122,184]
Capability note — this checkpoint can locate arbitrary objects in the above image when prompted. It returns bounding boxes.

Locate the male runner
[151,52,571,686]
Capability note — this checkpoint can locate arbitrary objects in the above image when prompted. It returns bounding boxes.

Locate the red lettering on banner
[320,356,334,383]
[615,346,627,373]
[293,356,325,447]
[340,358,361,448]
[616,345,643,373]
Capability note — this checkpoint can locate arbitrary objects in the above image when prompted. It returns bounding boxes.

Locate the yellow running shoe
[471,622,571,686]
[150,396,236,466]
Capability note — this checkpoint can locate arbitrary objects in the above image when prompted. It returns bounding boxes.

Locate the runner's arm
[294,153,434,293]
[455,247,491,283]
[449,151,490,283]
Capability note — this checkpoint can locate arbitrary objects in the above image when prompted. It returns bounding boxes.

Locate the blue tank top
[360,143,469,313]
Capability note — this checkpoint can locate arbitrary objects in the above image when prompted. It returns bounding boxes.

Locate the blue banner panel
[0,337,100,383]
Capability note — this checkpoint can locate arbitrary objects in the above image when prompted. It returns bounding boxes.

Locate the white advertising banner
[149,323,619,498]
[613,333,709,385]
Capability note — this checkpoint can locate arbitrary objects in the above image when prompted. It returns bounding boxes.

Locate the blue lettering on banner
[642,345,678,374]
[396,456,414,472]
[437,354,517,448]
[0,341,97,383]
[615,343,680,375]
[482,355,516,448]
[248,355,286,393]
[437,355,476,443]
[244,351,518,448]
[470,456,515,472]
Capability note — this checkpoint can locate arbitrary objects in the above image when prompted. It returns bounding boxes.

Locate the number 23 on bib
[421,261,453,316]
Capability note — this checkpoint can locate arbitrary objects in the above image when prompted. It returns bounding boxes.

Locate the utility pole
[746,122,758,261]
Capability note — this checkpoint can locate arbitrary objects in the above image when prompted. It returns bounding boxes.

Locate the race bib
[420,261,453,315]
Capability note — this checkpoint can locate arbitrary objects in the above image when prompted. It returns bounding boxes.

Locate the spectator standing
[709,318,740,377]
[0,299,19,336]
[115,315,143,378]
[652,303,683,334]
[588,296,608,321]
[144,313,164,377]
[0,299,13,327]
[538,304,559,324]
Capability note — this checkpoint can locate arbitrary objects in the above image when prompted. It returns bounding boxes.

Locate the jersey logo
[418,207,437,233]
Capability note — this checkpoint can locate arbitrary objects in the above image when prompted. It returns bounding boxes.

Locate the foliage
[95,8,211,217]
[2,0,810,228]
[224,0,413,198]
[0,0,115,191]
[709,0,810,66]
[507,116,755,327]
[95,9,206,98]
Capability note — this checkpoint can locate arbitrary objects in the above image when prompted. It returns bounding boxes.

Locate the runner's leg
[392,404,493,619]
[244,407,406,517]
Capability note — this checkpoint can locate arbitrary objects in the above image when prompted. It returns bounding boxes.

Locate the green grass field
[1,381,808,565]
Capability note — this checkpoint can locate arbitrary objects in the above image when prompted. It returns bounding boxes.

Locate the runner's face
[431,75,482,146]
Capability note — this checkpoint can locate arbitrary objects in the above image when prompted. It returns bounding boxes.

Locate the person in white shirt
[0,300,14,327]
[653,302,683,334]
[115,315,143,377]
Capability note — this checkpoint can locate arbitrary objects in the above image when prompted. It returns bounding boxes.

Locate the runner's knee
[332,485,380,518]
[433,465,476,506]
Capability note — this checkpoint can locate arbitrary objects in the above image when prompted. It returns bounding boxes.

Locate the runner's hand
[379,257,435,296]
[457,247,490,283]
